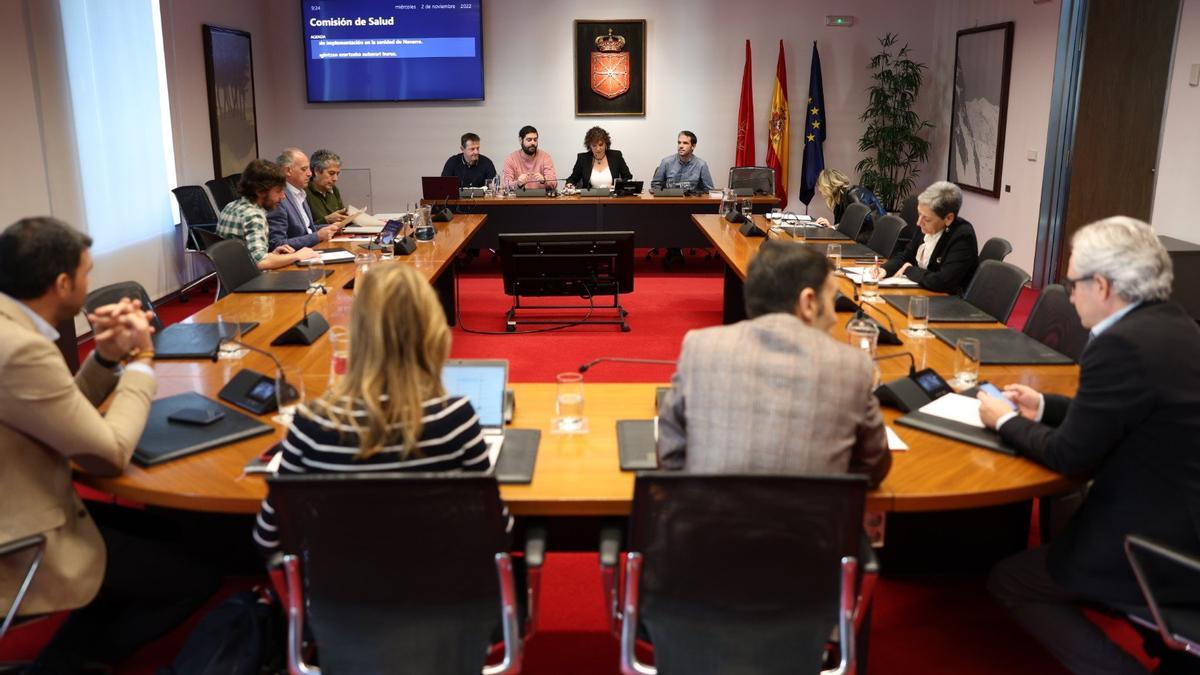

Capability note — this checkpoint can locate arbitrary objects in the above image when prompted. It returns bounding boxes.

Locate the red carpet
[47,273,1158,673]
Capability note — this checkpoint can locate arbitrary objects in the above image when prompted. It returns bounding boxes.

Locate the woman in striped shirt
[254,263,489,554]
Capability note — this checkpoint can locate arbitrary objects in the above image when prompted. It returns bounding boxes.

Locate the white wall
[927,0,1062,275]
[1152,0,1200,242]
[250,0,939,223]
[0,1,52,217]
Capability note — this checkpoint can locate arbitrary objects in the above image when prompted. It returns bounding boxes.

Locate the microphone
[210,334,285,373]
[272,282,331,345]
[211,335,299,415]
[432,196,454,222]
[578,357,677,373]
[872,351,917,377]
[847,284,902,345]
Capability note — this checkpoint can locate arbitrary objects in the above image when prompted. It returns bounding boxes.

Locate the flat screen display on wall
[302,1,483,102]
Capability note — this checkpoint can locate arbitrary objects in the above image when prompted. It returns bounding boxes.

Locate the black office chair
[899,195,918,230]
[171,185,223,301]
[836,203,871,242]
[979,237,1014,264]
[728,166,775,196]
[963,260,1031,324]
[270,472,531,675]
[866,214,906,258]
[603,473,876,675]
[1124,535,1200,660]
[84,281,163,332]
[205,175,239,211]
[203,238,260,299]
[1022,284,1089,362]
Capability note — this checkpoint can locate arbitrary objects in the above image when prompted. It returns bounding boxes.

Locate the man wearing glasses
[977,216,1200,674]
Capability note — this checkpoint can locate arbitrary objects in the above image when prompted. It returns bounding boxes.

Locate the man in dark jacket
[979,216,1200,674]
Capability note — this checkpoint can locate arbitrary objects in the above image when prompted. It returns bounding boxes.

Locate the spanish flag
[765,40,789,207]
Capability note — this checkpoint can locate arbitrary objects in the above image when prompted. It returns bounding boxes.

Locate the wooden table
[424,193,779,250]
[78,211,1080,517]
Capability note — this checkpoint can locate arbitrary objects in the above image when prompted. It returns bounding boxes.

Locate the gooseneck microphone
[849,285,903,345]
[872,351,917,377]
[210,335,286,374]
[578,357,678,374]
[272,281,331,346]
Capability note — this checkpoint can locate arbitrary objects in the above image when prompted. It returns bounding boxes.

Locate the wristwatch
[93,350,120,370]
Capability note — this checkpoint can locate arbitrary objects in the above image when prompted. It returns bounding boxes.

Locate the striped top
[253,394,489,554]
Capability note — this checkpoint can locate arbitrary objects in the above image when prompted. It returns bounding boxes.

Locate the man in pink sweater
[502,125,557,189]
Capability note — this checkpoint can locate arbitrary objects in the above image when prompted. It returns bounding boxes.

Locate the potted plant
[856,33,934,213]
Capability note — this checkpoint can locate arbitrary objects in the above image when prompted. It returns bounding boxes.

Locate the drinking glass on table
[353,252,374,293]
[327,325,350,387]
[905,295,930,338]
[861,257,882,301]
[273,366,305,426]
[740,199,753,219]
[952,337,981,389]
[306,258,327,292]
[826,243,842,272]
[553,372,586,433]
[215,311,247,360]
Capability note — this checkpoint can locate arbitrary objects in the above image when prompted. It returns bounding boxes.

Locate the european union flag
[799,43,826,207]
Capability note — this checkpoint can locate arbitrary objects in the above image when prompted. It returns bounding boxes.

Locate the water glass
[826,243,842,272]
[327,326,350,387]
[905,295,930,338]
[273,367,305,426]
[306,258,326,292]
[215,312,246,360]
[353,252,374,293]
[378,239,395,260]
[740,198,753,218]
[415,205,435,242]
[554,372,585,433]
[846,315,880,357]
[861,263,881,301]
[953,337,982,389]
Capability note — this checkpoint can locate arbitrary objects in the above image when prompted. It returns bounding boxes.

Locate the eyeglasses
[1062,275,1096,294]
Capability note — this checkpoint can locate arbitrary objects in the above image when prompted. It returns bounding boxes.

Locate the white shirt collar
[1,292,60,341]
[286,182,305,201]
[1090,300,1141,338]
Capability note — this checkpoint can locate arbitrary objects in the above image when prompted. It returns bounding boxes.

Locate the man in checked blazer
[657,240,891,486]
[0,218,214,672]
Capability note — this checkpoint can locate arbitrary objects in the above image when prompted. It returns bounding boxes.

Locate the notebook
[152,321,258,359]
[134,392,273,466]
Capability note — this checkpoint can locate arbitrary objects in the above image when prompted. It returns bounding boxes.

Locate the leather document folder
[234,269,332,293]
[883,295,997,323]
[152,321,258,359]
[134,392,272,466]
[494,429,540,484]
[931,328,1075,365]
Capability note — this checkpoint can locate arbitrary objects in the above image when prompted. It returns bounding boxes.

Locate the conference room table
[421,192,780,250]
[78,212,1081,520]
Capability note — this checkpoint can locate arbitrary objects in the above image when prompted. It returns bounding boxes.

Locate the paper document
[298,249,356,265]
[885,426,909,451]
[918,393,985,429]
[879,276,919,288]
[486,435,503,470]
[339,205,385,232]
[331,236,373,242]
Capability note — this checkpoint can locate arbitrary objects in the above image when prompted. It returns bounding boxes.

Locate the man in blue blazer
[267,148,339,250]
[979,217,1200,674]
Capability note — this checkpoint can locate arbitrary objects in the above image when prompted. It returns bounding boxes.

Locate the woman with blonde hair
[814,168,884,243]
[253,263,488,554]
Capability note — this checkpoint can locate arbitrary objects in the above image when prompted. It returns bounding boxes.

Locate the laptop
[441,359,508,469]
[422,176,460,201]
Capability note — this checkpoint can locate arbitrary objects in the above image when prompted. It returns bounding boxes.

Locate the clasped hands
[977,383,1042,429]
[516,172,545,187]
[89,298,156,363]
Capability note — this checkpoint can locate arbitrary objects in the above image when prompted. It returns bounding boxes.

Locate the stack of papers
[340,205,385,234]
[298,249,356,265]
[841,266,919,287]
[885,426,909,451]
[917,393,985,428]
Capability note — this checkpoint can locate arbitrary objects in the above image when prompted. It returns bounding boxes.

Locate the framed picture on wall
[574,19,646,116]
[948,21,1014,198]
[203,25,259,180]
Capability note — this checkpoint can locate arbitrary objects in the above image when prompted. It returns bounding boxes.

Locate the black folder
[152,321,258,359]
[931,328,1075,365]
[617,419,659,471]
[883,294,997,323]
[895,410,1017,456]
[234,269,332,293]
[776,224,848,240]
[805,242,877,259]
[494,429,540,484]
[134,392,273,466]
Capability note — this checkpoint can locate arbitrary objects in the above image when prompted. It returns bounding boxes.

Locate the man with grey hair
[306,149,348,226]
[978,216,1200,674]
[267,147,339,250]
[881,181,978,294]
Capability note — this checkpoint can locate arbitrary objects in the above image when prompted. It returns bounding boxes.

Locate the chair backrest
[205,176,239,211]
[899,195,919,230]
[84,281,163,332]
[171,185,219,227]
[964,259,1031,323]
[979,237,1014,264]
[727,166,775,195]
[1125,535,1200,656]
[866,214,907,257]
[628,472,868,673]
[1022,284,1089,362]
[203,239,260,298]
[269,472,510,674]
[837,203,871,241]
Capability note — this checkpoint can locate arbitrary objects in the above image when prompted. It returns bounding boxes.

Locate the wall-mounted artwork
[948,22,1014,198]
[203,25,259,179]
[574,20,646,116]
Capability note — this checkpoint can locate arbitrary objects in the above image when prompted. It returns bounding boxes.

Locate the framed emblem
[574,20,645,116]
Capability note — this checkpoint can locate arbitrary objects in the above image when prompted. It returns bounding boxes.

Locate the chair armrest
[523,526,546,636]
[855,532,880,632]
[599,526,623,636]
[0,534,45,558]
[524,525,546,568]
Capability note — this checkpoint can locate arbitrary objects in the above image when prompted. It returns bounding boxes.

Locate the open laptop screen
[441,360,507,428]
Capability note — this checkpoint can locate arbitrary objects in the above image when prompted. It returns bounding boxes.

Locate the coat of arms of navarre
[590,29,630,100]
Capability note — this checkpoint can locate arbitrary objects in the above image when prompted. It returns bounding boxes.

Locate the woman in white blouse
[565,126,633,190]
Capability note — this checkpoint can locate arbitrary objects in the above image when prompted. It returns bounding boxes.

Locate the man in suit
[0,218,215,672]
[978,216,1200,674]
[880,181,978,294]
[267,147,340,250]
[657,240,891,485]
